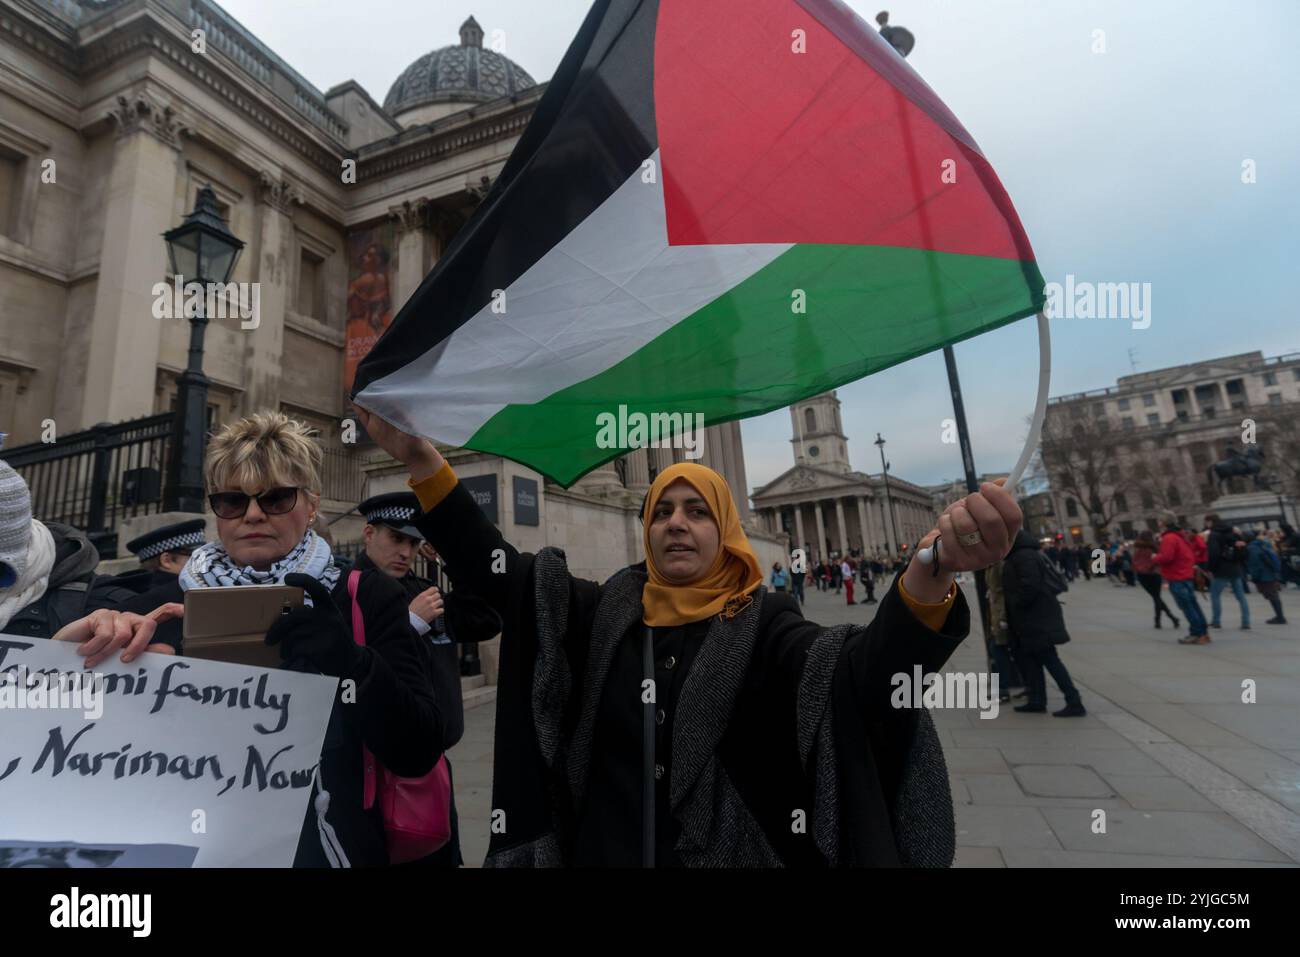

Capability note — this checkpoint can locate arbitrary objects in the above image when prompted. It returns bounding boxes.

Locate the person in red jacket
[1154,513,1208,643]
[1186,526,1210,594]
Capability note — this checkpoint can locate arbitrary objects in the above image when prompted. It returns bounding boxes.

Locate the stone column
[881,498,898,555]
[793,504,806,556]
[625,448,651,493]
[723,420,751,522]
[650,447,675,480]
[242,170,302,414]
[834,497,849,557]
[390,198,436,309]
[573,462,623,494]
[813,500,827,560]
[856,496,871,554]
[80,92,185,427]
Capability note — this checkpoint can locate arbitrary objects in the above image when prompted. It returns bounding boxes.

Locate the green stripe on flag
[467,243,1045,486]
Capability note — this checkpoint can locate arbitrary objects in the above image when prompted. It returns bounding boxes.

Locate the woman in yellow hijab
[640,462,764,627]
[358,408,1022,868]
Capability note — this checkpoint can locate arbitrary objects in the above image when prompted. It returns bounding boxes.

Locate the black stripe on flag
[353,0,661,398]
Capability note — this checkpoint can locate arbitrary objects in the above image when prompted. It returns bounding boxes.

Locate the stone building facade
[1041,350,1300,542]
[750,391,937,560]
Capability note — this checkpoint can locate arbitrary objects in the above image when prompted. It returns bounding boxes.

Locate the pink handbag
[348,570,452,864]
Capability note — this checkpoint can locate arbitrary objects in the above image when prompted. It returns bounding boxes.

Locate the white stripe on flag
[357,149,792,445]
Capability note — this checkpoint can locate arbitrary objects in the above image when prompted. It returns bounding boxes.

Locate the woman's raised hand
[52,603,184,668]
[353,405,444,481]
[931,479,1024,573]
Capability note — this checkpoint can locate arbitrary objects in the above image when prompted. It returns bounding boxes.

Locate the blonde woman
[120,412,442,866]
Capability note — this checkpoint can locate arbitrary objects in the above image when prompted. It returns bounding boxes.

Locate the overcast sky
[215,0,1300,492]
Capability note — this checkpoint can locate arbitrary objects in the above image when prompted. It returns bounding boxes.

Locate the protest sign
[0,635,337,867]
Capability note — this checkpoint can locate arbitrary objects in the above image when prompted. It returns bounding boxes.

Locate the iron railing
[319,445,365,503]
[2,413,175,557]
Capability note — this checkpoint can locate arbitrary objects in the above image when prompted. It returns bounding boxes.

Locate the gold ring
[957,530,983,547]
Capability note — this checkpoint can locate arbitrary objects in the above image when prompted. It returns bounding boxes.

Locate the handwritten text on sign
[0,636,336,867]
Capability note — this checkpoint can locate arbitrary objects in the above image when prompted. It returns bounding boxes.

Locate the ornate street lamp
[162,185,244,512]
[875,432,902,554]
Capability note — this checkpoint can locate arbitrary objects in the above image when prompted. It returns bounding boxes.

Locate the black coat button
[655,708,665,725]
[663,656,677,670]
[654,764,664,780]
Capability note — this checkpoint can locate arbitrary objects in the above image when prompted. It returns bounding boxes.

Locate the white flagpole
[918,310,1051,565]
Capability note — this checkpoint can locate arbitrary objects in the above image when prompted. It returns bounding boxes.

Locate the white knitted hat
[0,459,33,588]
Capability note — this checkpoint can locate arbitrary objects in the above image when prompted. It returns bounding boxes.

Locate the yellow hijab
[641,463,764,627]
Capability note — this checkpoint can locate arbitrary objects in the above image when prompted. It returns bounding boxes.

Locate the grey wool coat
[413,479,967,867]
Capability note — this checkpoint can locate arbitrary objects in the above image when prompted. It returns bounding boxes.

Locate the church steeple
[790,391,852,473]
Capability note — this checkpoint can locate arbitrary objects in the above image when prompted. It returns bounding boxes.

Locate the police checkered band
[367,505,417,523]
[136,530,205,561]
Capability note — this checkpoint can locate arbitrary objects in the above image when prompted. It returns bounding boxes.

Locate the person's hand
[409,586,444,624]
[52,604,184,668]
[931,479,1023,573]
[418,541,438,563]
[353,405,444,482]
[265,574,365,678]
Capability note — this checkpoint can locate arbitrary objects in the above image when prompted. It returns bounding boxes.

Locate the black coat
[4,523,139,640]
[1206,524,1244,578]
[1002,530,1069,653]
[91,567,179,599]
[352,550,501,750]
[117,569,442,867]
[415,479,968,867]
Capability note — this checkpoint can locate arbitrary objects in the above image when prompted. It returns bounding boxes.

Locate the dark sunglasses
[208,486,300,519]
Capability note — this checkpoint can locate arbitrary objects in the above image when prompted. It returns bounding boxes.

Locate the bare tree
[1253,406,1300,501]
[1038,410,1140,543]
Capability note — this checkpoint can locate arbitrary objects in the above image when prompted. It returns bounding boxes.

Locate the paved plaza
[449,574,1300,867]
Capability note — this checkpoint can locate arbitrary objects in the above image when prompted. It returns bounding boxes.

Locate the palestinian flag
[353,0,1044,486]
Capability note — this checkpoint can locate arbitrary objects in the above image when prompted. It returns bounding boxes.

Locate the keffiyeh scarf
[178,529,340,603]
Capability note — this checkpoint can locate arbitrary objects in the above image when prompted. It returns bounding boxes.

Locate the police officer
[101,518,207,596]
[356,492,500,867]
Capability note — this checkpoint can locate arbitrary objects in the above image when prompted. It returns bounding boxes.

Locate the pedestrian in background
[770,561,789,593]
[1188,526,1210,595]
[1062,543,1079,582]
[1272,525,1300,589]
[1205,513,1249,631]
[984,558,1024,703]
[1133,530,1179,629]
[790,562,805,606]
[1003,529,1085,717]
[1155,513,1209,645]
[1245,530,1287,624]
[861,559,877,604]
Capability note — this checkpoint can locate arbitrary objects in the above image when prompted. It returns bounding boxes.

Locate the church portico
[751,391,938,561]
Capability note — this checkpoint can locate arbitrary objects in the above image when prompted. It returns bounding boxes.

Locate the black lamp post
[875,433,901,554]
[162,185,244,512]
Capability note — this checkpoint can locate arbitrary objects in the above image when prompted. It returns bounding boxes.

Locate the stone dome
[383,16,537,123]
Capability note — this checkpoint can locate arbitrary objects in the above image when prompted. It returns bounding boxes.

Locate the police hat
[124,518,207,562]
[359,492,425,541]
